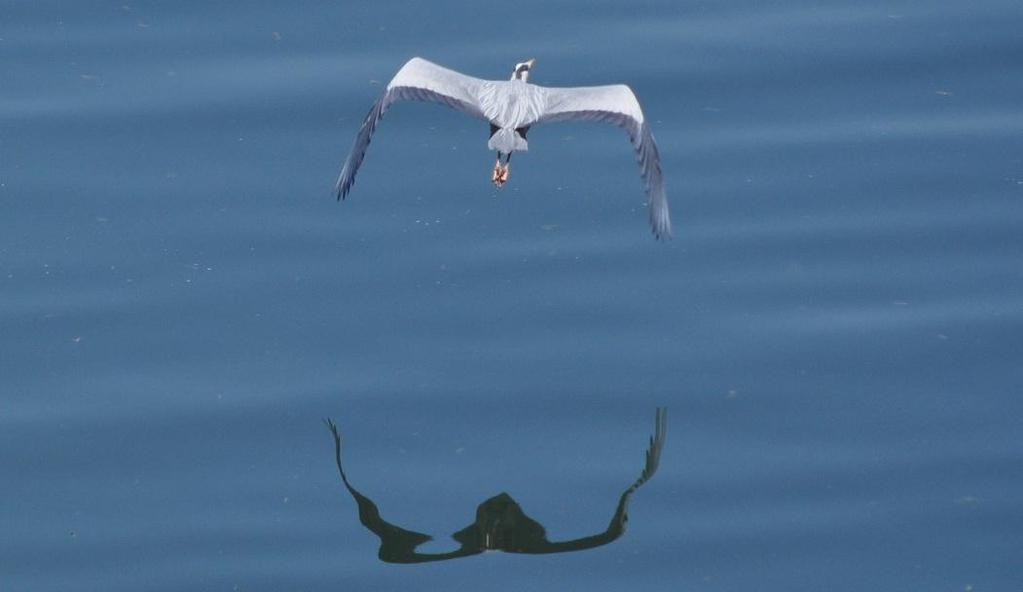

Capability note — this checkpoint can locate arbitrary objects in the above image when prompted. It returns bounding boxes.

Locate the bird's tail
[487,127,528,153]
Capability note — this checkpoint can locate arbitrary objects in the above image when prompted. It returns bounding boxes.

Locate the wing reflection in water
[323,408,667,563]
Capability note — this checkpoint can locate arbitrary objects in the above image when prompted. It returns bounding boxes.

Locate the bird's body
[335,57,672,238]
[481,83,537,160]
[482,80,546,127]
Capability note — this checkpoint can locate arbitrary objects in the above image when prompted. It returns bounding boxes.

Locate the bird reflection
[323,408,666,563]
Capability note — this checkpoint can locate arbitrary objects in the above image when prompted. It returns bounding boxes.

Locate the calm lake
[2,0,1021,590]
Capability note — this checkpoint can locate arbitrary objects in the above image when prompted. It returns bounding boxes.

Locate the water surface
[2,1,1022,590]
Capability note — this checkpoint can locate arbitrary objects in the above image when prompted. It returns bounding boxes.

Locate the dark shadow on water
[323,408,667,564]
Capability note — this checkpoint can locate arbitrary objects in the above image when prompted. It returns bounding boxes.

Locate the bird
[334,57,671,239]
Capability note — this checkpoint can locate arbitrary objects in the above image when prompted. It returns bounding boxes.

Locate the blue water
[3,0,1022,589]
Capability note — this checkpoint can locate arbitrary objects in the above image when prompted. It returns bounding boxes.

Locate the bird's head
[511,58,536,82]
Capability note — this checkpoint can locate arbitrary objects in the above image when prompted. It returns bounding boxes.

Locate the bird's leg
[492,157,501,184]
[497,152,511,184]
[492,153,506,188]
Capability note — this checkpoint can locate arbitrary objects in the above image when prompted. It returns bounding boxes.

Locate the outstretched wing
[538,85,671,239]
[335,57,488,200]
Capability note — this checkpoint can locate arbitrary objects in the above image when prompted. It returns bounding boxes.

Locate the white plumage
[335,57,672,239]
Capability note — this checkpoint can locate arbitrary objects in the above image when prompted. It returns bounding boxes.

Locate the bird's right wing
[335,57,488,199]
[538,85,671,239]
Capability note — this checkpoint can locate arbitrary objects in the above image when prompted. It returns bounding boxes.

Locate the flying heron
[335,57,672,239]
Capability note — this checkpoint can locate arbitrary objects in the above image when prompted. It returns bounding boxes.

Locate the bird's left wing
[537,85,671,239]
[335,57,488,199]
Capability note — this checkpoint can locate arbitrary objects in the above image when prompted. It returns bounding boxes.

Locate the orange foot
[491,160,503,187]
[497,163,510,185]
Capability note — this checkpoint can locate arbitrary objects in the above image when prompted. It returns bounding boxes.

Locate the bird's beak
[526,58,536,68]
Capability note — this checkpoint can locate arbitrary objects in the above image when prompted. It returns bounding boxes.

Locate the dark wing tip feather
[334,91,390,201]
[631,122,671,240]
[538,110,672,239]
[333,85,484,202]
